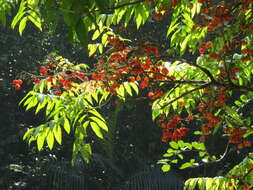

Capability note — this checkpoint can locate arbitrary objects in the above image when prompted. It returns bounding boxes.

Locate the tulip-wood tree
[3,0,253,189]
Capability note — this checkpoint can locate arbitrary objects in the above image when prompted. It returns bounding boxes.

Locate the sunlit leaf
[90,121,103,139]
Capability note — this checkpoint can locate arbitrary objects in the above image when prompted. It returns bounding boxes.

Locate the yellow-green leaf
[37,134,45,151]
[64,117,71,134]
[53,125,62,145]
[89,109,106,122]
[161,164,171,172]
[90,121,103,139]
[46,131,54,150]
[123,82,133,96]
[90,116,108,131]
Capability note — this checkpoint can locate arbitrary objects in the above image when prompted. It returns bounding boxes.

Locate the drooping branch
[159,83,211,109]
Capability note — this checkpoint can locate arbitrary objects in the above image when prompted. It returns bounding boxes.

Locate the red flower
[83,76,89,81]
[140,80,149,88]
[178,101,185,107]
[203,88,211,93]
[47,76,54,83]
[54,90,62,96]
[33,78,40,84]
[136,75,141,81]
[62,78,72,88]
[14,84,21,90]
[12,80,23,90]
[129,76,135,82]
[198,41,212,54]
[187,114,194,121]
[152,13,164,20]
[77,72,85,78]
[198,103,205,112]
[39,66,48,76]
[161,68,169,75]
[244,184,251,190]
[12,80,23,84]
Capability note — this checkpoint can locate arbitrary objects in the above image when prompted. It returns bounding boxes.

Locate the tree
[3,0,253,189]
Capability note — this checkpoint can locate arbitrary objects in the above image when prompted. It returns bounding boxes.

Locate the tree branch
[159,83,211,109]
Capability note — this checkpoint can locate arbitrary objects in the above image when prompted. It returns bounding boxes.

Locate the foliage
[4,0,253,189]
[184,153,253,190]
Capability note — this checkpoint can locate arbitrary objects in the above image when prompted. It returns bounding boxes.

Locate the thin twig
[160,83,211,109]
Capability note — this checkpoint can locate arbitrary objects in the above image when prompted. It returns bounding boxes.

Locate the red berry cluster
[12,80,23,90]
[90,37,174,96]
[151,6,169,20]
[198,41,212,54]
[157,114,191,142]
[240,48,253,62]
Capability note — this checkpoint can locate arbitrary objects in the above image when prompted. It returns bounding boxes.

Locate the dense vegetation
[1,0,253,189]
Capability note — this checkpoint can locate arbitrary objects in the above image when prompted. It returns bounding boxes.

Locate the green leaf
[135,12,142,29]
[234,100,242,106]
[90,116,108,131]
[25,96,38,111]
[161,164,171,172]
[243,130,253,138]
[192,142,205,151]
[89,109,106,122]
[178,140,185,148]
[88,44,98,56]
[198,178,206,190]
[194,131,201,135]
[180,34,191,55]
[37,133,45,151]
[39,79,46,93]
[92,30,100,40]
[167,23,180,37]
[90,121,103,139]
[80,143,92,163]
[180,162,192,169]
[240,94,248,102]
[123,82,133,96]
[101,33,108,45]
[11,0,27,29]
[184,178,198,190]
[28,12,42,31]
[184,143,192,150]
[116,84,125,98]
[53,125,62,145]
[19,16,28,35]
[163,153,174,157]
[178,154,184,159]
[19,91,34,106]
[169,141,179,149]
[64,117,71,134]
[199,151,205,157]
[129,82,139,95]
[124,6,134,27]
[46,131,54,150]
[23,128,35,140]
